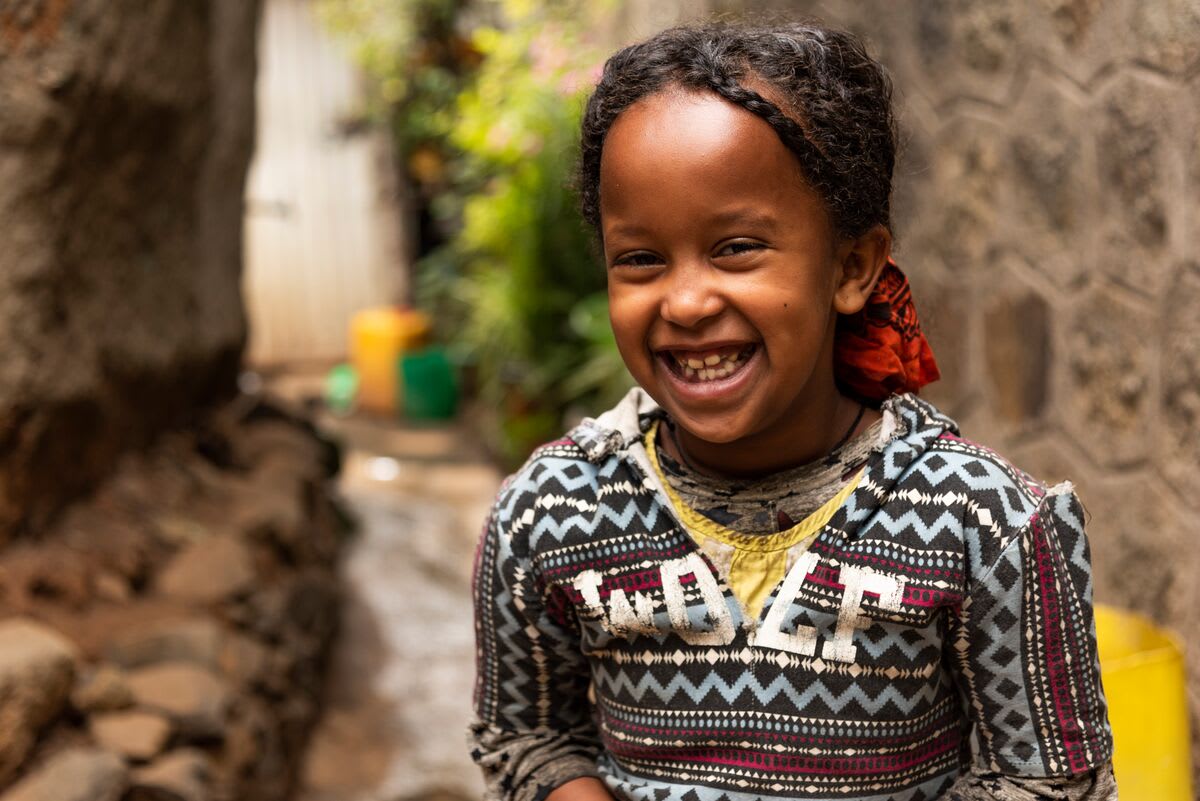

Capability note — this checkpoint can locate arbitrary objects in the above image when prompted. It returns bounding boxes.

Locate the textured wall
[739,0,1200,769]
[0,0,262,541]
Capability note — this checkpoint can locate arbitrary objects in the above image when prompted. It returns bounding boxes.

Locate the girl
[470,21,1116,801]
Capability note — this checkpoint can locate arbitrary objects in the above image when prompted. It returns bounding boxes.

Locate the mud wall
[0,0,261,541]
[738,0,1200,766]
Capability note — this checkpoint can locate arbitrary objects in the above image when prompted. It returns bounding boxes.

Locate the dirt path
[295,419,500,801]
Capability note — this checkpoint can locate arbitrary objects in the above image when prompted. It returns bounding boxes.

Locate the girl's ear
[833,224,892,315]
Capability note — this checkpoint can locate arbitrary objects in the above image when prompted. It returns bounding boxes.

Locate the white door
[243,0,406,366]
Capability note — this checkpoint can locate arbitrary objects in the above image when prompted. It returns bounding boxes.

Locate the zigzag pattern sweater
[470,390,1112,801]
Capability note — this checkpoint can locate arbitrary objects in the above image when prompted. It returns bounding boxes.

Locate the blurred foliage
[321,0,632,465]
[318,0,476,255]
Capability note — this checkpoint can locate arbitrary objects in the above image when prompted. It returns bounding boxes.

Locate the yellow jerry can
[349,307,430,415]
[1094,605,1193,800]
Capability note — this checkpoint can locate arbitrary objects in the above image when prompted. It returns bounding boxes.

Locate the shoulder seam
[970,488,1075,592]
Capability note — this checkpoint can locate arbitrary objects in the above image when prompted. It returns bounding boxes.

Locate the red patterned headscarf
[834,259,940,404]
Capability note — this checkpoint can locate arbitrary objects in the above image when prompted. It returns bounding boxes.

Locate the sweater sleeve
[469,477,602,801]
[946,487,1113,777]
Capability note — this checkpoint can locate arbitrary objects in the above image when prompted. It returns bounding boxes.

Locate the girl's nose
[659,262,724,328]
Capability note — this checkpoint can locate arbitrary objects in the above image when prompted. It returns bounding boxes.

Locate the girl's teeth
[671,347,754,382]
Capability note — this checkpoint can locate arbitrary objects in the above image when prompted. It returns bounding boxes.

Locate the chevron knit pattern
[470,393,1112,801]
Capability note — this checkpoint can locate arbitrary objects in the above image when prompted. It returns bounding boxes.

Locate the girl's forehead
[598,88,826,238]
[600,89,807,199]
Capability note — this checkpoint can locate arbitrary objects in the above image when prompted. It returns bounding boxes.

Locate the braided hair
[578,21,896,241]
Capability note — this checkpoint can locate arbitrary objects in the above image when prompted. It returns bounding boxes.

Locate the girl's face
[601,88,876,462]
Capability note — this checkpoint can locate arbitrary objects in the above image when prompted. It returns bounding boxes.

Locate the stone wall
[0,4,353,799]
[0,395,346,801]
[740,0,1200,772]
[0,0,261,542]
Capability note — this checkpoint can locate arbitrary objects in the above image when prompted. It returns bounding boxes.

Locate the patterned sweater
[470,390,1113,801]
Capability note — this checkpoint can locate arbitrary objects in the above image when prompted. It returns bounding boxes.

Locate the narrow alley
[288,383,499,801]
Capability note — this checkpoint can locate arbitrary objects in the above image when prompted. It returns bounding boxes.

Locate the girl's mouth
[659,344,757,384]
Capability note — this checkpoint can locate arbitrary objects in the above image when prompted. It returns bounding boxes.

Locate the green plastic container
[398,347,458,420]
[324,363,359,416]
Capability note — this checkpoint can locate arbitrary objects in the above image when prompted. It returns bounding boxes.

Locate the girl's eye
[611,251,663,268]
[715,240,766,258]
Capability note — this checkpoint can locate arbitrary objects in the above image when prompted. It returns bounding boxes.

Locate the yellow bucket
[1094,605,1193,800]
[349,307,431,415]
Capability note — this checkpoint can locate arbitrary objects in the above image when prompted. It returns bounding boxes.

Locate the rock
[233,570,339,647]
[93,571,133,603]
[0,618,80,785]
[232,476,304,552]
[922,115,1006,268]
[1131,0,1200,74]
[281,572,340,645]
[127,749,212,801]
[126,663,230,742]
[151,515,212,548]
[234,420,324,474]
[1005,79,1092,290]
[1161,261,1200,501]
[156,536,255,605]
[72,665,134,714]
[1094,73,1172,294]
[913,0,1020,104]
[1064,285,1155,467]
[984,288,1051,425]
[392,791,475,801]
[89,711,172,762]
[216,631,270,689]
[0,545,95,611]
[221,697,272,776]
[0,747,127,801]
[105,618,222,671]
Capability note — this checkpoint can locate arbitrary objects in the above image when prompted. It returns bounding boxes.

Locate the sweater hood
[567,387,961,538]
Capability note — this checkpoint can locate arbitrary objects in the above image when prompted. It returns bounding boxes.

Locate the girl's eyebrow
[604,222,652,239]
[605,210,779,240]
[709,209,780,230]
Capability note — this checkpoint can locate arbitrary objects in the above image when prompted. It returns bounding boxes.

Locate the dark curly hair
[578,20,896,241]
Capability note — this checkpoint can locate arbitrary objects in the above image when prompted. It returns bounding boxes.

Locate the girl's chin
[661,405,760,447]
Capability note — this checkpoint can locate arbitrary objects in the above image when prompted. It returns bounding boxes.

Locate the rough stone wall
[0,396,347,801]
[0,6,351,800]
[0,0,261,541]
[739,0,1200,772]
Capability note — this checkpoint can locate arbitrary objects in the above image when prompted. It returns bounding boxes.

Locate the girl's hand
[547,777,617,801]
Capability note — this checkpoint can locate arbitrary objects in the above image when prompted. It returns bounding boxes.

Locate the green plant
[421,1,631,462]
[322,0,632,465]
[318,0,476,253]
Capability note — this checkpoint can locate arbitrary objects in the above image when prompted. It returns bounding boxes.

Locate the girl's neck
[666,392,879,479]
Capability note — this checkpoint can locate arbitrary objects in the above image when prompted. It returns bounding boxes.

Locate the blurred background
[0,1,1197,800]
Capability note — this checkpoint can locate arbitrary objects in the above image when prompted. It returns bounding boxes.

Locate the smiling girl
[470,21,1115,801]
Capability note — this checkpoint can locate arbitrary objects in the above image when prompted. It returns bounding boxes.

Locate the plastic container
[349,307,430,415]
[399,347,458,421]
[1094,604,1192,800]
[324,363,359,416]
